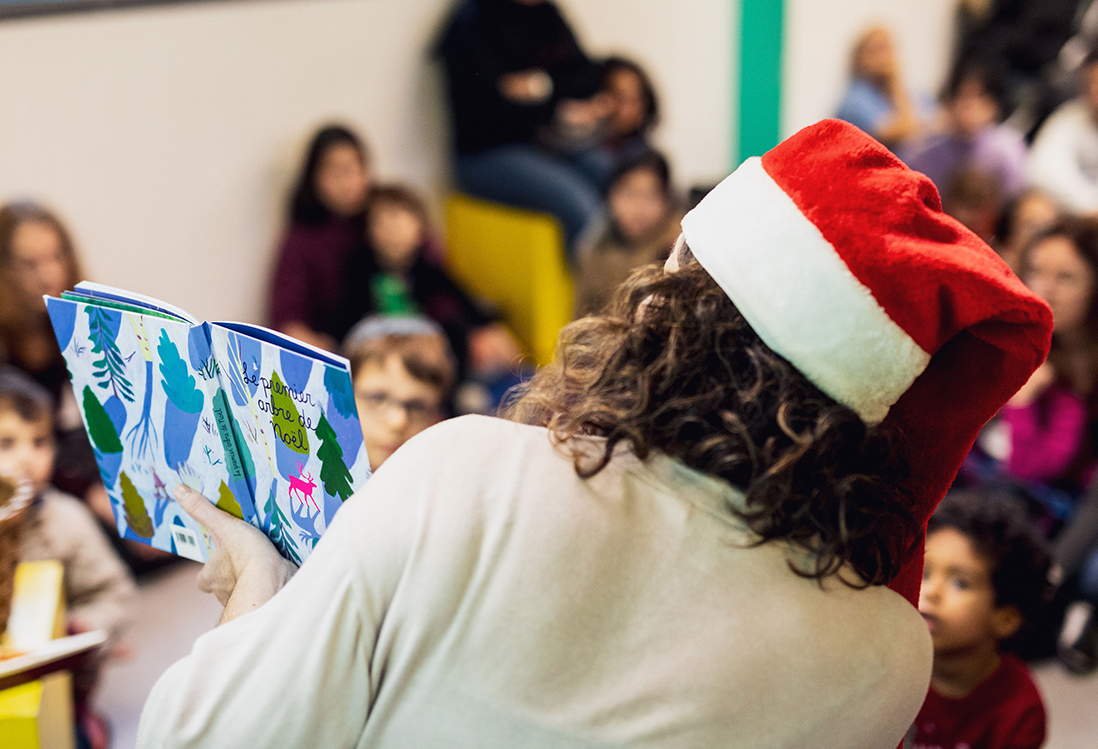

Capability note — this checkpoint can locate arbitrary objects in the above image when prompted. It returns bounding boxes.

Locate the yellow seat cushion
[445,194,573,366]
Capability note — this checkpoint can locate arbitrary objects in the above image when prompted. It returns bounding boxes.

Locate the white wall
[783,0,957,138]
[0,0,734,324]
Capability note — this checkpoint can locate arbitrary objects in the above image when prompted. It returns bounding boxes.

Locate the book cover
[45,283,369,564]
[208,323,369,564]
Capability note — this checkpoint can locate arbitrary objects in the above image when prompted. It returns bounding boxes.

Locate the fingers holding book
[175,485,298,623]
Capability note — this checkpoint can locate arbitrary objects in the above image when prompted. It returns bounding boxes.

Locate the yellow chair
[0,561,73,749]
[445,194,573,366]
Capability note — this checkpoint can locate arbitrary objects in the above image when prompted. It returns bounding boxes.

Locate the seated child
[573,149,683,317]
[0,367,136,747]
[343,316,456,470]
[912,489,1049,749]
[328,184,523,386]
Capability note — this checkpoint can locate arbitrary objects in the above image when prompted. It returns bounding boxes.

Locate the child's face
[369,202,423,273]
[1023,235,1096,336]
[951,79,999,138]
[354,354,442,470]
[609,168,669,243]
[9,220,70,311]
[0,411,55,496]
[919,527,1019,656]
[607,68,646,137]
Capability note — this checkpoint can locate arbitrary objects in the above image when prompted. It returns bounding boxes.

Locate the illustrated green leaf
[269,371,309,454]
[120,471,154,538]
[82,385,123,454]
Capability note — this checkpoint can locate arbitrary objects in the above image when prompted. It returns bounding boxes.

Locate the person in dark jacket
[436,0,606,251]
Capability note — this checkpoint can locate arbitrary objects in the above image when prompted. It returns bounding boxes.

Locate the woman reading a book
[137,121,1053,749]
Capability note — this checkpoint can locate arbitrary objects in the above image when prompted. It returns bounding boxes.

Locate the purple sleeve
[268,227,314,330]
[1003,386,1088,484]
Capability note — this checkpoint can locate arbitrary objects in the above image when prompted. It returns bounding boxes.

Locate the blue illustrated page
[47,296,253,562]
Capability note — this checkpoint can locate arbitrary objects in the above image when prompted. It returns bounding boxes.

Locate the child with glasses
[344,316,456,470]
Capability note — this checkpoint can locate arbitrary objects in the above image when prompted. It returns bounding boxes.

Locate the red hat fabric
[681,119,1053,606]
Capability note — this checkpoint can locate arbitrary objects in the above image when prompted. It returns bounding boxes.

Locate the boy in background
[0,367,136,748]
[343,316,456,471]
[913,490,1049,749]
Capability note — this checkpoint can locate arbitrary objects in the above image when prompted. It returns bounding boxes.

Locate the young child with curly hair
[913,489,1049,749]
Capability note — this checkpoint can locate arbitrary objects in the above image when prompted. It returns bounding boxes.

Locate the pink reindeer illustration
[288,462,320,513]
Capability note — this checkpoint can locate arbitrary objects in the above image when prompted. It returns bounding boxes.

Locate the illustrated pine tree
[315,411,354,501]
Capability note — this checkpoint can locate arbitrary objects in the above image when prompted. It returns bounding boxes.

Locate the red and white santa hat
[681,119,1053,605]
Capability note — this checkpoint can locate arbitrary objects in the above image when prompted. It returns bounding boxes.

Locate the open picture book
[46,282,371,564]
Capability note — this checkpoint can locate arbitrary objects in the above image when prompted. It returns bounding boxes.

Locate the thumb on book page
[174,485,231,538]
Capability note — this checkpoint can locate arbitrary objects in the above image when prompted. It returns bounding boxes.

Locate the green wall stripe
[738,0,783,164]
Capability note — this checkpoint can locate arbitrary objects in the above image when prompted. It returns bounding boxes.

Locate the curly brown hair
[505,248,919,586]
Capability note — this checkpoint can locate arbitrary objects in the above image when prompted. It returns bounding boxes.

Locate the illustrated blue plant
[125,356,157,460]
[224,332,262,407]
[280,349,313,393]
[264,487,301,565]
[158,329,204,469]
[125,319,158,459]
[87,307,134,403]
[46,298,77,353]
[325,391,363,475]
[324,365,356,418]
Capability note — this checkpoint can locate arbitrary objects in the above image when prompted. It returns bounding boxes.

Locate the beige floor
[96,562,1098,749]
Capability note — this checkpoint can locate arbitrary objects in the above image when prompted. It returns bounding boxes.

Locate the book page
[69,281,199,325]
[46,296,254,562]
[209,324,370,565]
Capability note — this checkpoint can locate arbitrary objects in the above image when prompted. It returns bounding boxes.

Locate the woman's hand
[1009,361,1056,408]
[175,485,298,624]
[498,69,553,104]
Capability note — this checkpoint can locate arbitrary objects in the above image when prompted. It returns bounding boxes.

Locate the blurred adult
[1027,51,1098,215]
[436,0,606,250]
[835,26,932,151]
[268,125,371,351]
[901,60,1028,198]
[0,202,102,506]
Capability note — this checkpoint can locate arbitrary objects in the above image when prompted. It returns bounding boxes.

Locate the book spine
[202,322,258,520]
